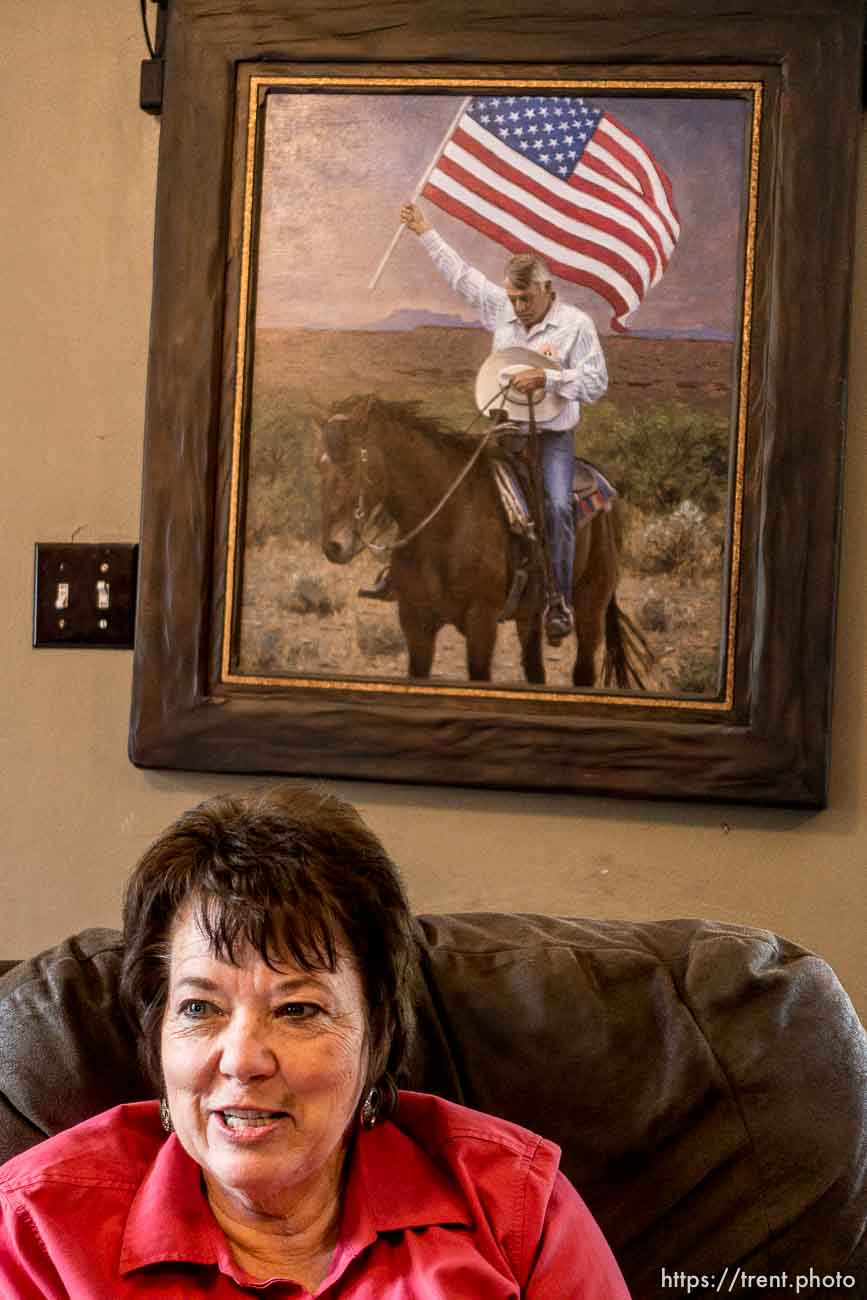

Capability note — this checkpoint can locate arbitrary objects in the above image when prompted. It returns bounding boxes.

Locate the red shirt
[0,1093,630,1298]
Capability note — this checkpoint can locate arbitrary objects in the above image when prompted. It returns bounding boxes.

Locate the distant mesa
[301,309,484,332]
[286,313,733,341]
[626,325,735,342]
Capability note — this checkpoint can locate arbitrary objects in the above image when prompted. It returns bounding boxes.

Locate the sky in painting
[254,91,750,337]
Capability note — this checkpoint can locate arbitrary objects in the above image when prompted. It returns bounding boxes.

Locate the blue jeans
[541,430,575,603]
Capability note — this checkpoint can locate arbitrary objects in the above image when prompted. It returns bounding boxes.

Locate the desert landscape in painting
[235,324,735,697]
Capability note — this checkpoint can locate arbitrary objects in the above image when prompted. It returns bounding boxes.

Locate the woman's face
[160,906,369,1222]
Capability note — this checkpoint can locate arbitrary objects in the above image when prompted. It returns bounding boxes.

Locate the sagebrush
[578,399,730,515]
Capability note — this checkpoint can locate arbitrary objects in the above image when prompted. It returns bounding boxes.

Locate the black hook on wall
[139,0,168,116]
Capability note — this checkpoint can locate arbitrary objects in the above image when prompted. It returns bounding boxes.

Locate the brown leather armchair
[1,914,865,1298]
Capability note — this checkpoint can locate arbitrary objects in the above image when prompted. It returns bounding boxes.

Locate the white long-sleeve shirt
[420,229,608,431]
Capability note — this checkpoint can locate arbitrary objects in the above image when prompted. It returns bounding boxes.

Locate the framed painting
[129,0,864,805]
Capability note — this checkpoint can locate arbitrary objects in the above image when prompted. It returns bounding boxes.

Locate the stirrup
[358,566,396,602]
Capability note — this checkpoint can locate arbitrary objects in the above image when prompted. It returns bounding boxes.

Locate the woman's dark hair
[119,785,420,1094]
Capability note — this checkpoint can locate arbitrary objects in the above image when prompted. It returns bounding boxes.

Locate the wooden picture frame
[129,0,863,805]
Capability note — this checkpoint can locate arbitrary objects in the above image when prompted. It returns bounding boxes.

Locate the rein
[354,384,522,556]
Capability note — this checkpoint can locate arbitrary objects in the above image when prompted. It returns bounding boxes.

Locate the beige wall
[1,5,864,1018]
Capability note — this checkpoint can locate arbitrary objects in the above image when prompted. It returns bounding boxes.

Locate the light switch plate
[33,544,138,648]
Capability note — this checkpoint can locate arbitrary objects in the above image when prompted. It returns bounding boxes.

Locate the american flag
[421,95,680,332]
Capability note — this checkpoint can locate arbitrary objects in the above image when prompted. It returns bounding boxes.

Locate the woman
[0,786,630,1297]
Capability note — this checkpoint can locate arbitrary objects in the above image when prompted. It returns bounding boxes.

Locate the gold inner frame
[220,74,762,711]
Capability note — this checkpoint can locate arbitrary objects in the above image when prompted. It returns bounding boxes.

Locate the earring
[360,1086,381,1129]
[159,1097,173,1133]
[360,1075,398,1129]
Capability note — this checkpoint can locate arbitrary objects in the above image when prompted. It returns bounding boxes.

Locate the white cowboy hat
[475,346,566,424]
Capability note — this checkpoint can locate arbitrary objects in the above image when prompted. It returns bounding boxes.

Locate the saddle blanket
[492,457,617,538]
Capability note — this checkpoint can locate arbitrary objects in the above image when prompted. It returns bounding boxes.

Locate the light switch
[33,544,138,648]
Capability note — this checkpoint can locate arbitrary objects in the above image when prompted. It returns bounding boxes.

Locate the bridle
[346,384,526,557]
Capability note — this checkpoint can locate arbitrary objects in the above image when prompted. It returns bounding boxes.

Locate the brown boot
[545,597,574,646]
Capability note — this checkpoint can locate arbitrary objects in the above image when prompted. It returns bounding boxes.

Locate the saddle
[488,447,617,621]
[490,450,616,539]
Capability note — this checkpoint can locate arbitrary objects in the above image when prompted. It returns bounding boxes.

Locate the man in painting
[392,200,608,646]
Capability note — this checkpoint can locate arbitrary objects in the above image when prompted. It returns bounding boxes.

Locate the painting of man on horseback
[314,197,650,687]
[231,88,744,699]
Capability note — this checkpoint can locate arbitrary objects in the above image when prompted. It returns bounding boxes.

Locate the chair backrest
[1,915,865,1297]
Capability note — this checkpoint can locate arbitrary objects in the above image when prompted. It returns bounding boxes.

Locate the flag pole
[368,96,472,291]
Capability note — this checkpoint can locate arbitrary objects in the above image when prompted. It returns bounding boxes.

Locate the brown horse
[315,393,648,688]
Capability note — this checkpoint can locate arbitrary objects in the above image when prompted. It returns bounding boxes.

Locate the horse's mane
[332,394,474,450]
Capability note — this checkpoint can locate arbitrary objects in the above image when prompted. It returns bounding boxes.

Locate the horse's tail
[602,599,654,690]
